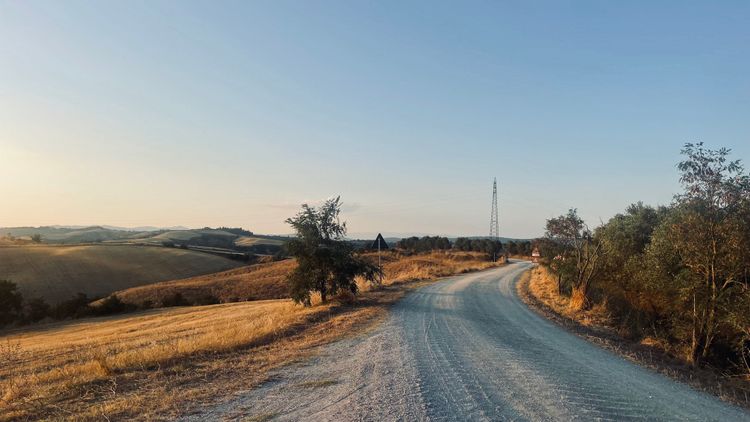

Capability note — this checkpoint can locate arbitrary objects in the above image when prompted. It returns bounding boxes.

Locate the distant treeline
[396,236,452,252]
[539,143,750,375]
[393,236,533,257]
[211,227,254,236]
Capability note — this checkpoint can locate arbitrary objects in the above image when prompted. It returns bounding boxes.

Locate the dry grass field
[0,245,246,304]
[233,235,286,247]
[113,259,296,305]
[378,250,501,285]
[110,250,500,307]
[0,251,501,421]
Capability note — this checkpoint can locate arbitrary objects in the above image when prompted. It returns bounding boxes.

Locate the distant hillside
[1,226,151,244]
[0,245,246,304]
[0,226,288,254]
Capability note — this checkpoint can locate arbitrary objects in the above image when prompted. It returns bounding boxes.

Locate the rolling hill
[0,226,289,255]
[1,226,152,244]
[0,245,246,304]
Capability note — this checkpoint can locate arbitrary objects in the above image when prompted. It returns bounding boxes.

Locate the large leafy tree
[285,197,380,305]
[656,143,750,364]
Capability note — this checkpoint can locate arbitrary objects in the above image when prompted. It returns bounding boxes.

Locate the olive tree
[285,197,380,305]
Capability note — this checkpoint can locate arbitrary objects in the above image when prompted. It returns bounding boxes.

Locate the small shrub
[334,290,357,305]
[53,293,94,319]
[23,297,51,323]
[95,295,134,315]
[194,294,220,306]
[161,292,189,307]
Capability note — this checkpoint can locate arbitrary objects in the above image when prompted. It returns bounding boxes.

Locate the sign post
[371,233,389,285]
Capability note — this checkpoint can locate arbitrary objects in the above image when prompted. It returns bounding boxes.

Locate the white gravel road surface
[184,261,750,421]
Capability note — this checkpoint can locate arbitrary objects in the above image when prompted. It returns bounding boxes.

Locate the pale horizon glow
[1,2,748,238]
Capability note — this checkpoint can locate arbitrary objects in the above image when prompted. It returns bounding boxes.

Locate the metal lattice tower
[489,178,499,239]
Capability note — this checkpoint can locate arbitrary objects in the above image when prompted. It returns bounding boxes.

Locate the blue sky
[1,1,748,238]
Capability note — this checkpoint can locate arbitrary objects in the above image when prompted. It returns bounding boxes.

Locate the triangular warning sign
[371,233,389,250]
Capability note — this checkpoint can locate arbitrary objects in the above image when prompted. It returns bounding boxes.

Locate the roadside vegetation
[535,143,750,395]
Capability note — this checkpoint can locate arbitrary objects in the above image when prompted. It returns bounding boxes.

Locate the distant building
[371,233,389,250]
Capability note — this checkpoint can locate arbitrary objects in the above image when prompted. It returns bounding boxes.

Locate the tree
[24,297,51,323]
[0,280,23,326]
[595,203,669,335]
[545,209,603,309]
[285,197,381,305]
[659,143,750,364]
[30,234,42,243]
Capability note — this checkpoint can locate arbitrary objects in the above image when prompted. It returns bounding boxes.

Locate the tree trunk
[319,281,327,303]
[688,291,710,365]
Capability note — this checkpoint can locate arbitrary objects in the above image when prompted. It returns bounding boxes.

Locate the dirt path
[183,262,750,421]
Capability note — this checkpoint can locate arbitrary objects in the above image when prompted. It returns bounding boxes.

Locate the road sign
[371,233,388,250]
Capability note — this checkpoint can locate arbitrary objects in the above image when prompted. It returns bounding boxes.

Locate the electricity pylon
[490,178,499,239]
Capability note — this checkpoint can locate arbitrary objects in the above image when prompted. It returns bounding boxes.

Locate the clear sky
[1,1,748,238]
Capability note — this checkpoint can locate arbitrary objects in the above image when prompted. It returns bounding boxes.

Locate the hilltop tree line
[396,236,533,257]
[541,143,750,372]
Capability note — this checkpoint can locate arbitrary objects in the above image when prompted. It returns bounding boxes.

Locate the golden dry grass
[0,250,500,421]
[0,245,245,304]
[0,299,354,420]
[377,250,500,285]
[526,265,611,327]
[113,259,296,305]
[233,236,286,247]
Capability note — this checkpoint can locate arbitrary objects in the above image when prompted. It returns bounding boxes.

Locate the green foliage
[582,143,750,371]
[545,209,603,308]
[95,295,135,315]
[30,233,42,243]
[397,236,451,252]
[659,143,750,364]
[216,227,254,236]
[161,292,190,307]
[53,293,94,319]
[454,238,504,260]
[285,197,381,305]
[0,280,23,326]
[194,294,221,306]
[595,203,672,336]
[23,297,51,323]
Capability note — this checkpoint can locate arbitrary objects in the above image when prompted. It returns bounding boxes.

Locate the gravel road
[185,261,750,421]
